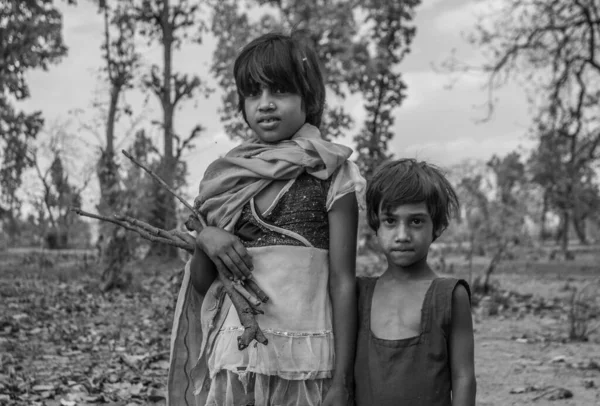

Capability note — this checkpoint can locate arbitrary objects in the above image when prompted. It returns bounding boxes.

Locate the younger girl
[168,32,365,406]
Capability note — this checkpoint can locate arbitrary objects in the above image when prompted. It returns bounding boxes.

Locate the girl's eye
[273,87,287,94]
[382,217,395,226]
[411,218,424,226]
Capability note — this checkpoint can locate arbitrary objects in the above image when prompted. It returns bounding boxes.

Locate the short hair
[233,32,326,128]
[366,159,459,237]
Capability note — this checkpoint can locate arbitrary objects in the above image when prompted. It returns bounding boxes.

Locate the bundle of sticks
[72,150,268,350]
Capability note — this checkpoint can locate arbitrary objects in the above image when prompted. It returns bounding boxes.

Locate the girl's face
[376,202,438,272]
[244,85,306,143]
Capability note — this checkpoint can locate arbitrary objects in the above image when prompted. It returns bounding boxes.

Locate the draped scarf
[194,123,353,229]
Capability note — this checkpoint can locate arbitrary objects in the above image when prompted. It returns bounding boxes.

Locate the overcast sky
[17,0,535,209]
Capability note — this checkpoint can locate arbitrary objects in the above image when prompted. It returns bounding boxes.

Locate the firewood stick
[218,272,268,349]
[171,229,196,246]
[71,208,192,251]
[115,214,177,241]
[121,150,207,228]
[244,278,269,303]
[233,280,262,307]
[75,208,267,305]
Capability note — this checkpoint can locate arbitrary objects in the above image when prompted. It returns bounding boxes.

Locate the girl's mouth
[258,118,280,130]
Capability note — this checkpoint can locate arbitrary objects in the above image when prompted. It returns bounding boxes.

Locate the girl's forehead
[380,201,431,216]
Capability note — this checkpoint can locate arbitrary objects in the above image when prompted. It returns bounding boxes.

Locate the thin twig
[116,214,175,241]
[172,229,196,246]
[71,208,193,251]
[121,149,207,228]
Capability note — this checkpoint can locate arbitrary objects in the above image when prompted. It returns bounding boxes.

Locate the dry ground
[0,247,599,405]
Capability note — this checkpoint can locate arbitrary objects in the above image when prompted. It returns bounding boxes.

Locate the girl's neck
[382,260,437,282]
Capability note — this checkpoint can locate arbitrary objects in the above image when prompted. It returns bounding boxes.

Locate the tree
[352,0,419,179]
[0,0,75,236]
[93,0,141,290]
[455,154,529,293]
[29,122,93,249]
[209,0,421,178]
[134,0,209,257]
[528,124,600,252]
[447,0,600,256]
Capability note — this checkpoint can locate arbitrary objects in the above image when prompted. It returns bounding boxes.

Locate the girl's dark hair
[233,32,326,128]
[366,159,460,238]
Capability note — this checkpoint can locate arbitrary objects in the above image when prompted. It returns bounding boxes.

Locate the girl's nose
[258,90,275,112]
[395,224,410,242]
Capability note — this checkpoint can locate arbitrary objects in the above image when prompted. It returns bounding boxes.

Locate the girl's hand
[322,382,354,406]
[196,226,253,281]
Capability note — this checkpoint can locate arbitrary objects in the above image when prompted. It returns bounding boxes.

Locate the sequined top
[234,172,332,250]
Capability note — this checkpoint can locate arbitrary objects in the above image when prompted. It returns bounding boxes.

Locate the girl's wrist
[195,227,213,251]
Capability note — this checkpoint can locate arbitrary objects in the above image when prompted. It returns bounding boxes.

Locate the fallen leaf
[583,379,595,389]
[547,387,573,400]
[32,384,55,392]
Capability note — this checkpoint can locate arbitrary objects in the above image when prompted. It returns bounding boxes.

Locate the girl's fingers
[221,253,246,281]
[232,241,253,278]
[214,258,234,280]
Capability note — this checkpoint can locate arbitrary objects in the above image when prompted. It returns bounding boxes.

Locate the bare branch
[121,149,206,227]
[71,207,192,250]
[175,124,203,161]
[172,73,200,107]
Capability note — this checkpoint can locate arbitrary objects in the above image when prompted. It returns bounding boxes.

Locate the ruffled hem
[205,369,331,406]
[208,327,334,381]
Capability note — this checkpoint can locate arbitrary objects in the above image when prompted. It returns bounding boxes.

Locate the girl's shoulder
[427,278,471,335]
[326,161,366,211]
[430,278,471,303]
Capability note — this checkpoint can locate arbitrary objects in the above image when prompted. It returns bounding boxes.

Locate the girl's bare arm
[326,192,359,398]
[450,285,477,406]
[189,246,218,296]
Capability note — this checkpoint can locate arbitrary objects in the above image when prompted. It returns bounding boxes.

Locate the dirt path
[1,250,599,405]
[474,316,600,405]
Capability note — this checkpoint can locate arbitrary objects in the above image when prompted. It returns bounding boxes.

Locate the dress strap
[250,198,313,247]
[357,278,376,330]
[419,279,437,334]
[427,278,471,338]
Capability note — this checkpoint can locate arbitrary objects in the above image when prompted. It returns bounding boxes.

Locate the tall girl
[168,32,365,406]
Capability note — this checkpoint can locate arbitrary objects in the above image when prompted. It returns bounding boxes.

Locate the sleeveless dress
[354,277,471,406]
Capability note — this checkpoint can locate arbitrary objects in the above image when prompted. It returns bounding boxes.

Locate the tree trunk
[482,240,508,294]
[100,227,132,292]
[561,209,570,259]
[148,0,178,258]
[96,3,132,289]
[540,191,548,241]
[572,213,588,245]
